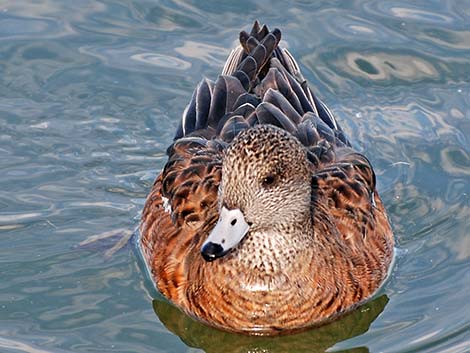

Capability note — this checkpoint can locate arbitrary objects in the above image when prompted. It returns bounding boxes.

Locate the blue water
[0,1,469,352]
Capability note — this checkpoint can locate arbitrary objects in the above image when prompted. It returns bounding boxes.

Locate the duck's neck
[235,212,315,277]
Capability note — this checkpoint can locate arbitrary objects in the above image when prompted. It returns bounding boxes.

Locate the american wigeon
[140,21,394,335]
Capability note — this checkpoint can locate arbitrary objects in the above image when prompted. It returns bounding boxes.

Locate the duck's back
[140,22,394,334]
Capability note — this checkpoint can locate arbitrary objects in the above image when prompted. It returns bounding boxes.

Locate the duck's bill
[201,207,250,262]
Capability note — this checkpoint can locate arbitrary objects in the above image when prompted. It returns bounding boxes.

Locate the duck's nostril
[201,242,225,262]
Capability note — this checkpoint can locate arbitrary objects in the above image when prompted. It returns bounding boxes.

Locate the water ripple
[0,0,468,352]
[131,53,191,70]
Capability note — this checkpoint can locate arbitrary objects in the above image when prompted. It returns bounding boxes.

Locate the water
[0,0,468,352]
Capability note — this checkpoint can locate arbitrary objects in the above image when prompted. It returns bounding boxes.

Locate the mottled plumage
[140,21,394,335]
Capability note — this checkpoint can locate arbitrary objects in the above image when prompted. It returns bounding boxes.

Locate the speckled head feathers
[220,124,312,229]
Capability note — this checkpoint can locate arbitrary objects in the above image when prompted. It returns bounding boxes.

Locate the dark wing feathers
[174,21,356,171]
[256,102,297,134]
[263,88,302,125]
[176,78,214,140]
[219,115,251,143]
[215,104,255,140]
[266,56,311,115]
[232,93,259,111]
[207,75,245,128]
[295,116,321,147]
[195,79,213,130]
[176,88,197,140]
[270,66,306,116]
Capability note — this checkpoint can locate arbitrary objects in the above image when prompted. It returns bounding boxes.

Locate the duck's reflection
[153,295,388,353]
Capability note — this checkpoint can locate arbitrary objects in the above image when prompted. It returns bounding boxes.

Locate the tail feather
[232,26,281,90]
[175,21,351,151]
[207,76,245,128]
[263,88,302,125]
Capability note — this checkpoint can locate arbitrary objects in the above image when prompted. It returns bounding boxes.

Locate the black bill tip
[201,242,226,262]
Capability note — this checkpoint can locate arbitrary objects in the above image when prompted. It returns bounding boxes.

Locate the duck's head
[201,124,312,262]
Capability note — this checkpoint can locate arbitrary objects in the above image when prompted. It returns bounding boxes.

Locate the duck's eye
[262,175,276,187]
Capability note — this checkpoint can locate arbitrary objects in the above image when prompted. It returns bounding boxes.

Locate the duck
[140,21,394,335]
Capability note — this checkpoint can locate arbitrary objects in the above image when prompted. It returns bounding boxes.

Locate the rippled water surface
[1,1,469,352]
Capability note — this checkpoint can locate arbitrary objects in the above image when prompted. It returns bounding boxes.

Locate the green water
[0,1,469,352]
